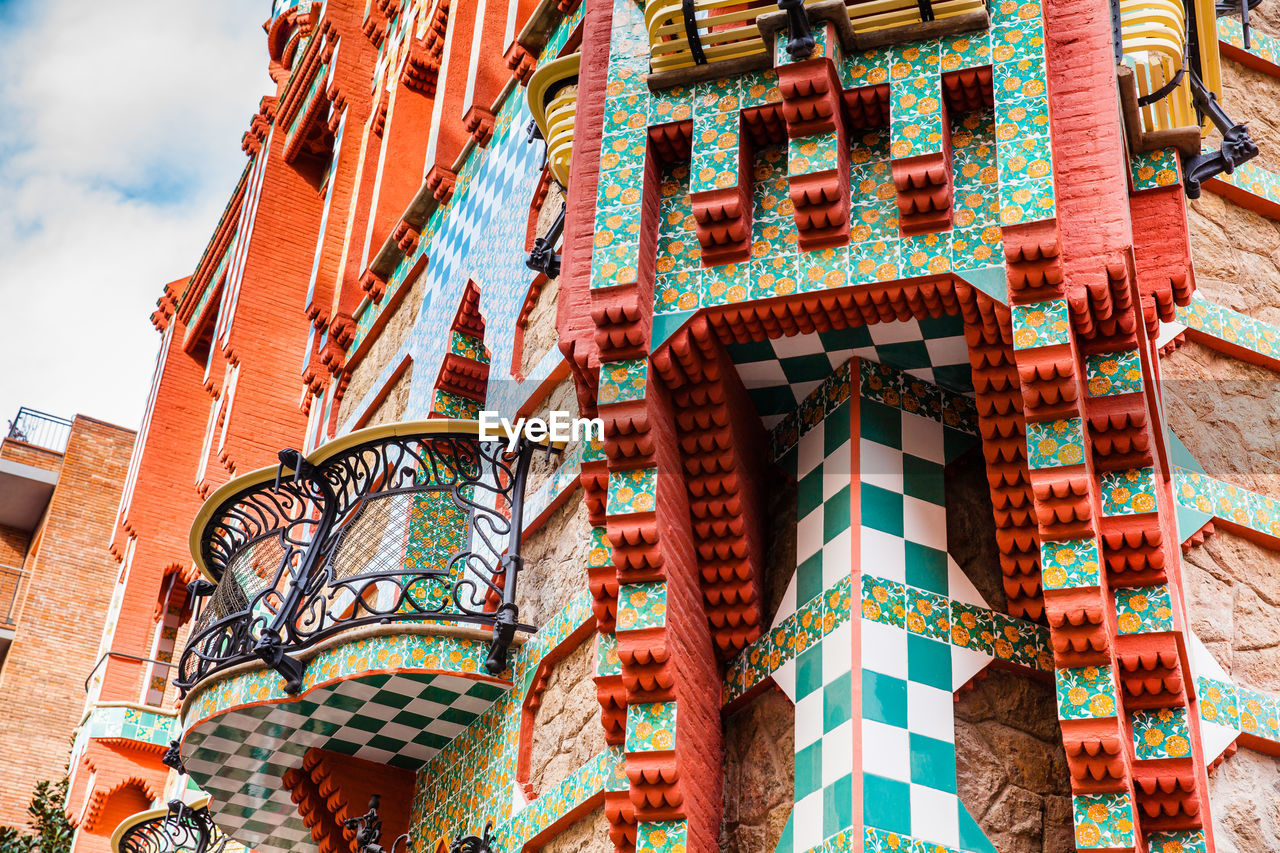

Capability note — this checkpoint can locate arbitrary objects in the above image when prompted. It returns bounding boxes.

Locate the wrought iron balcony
[114,799,228,853]
[175,420,547,695]
[4,407,72,453]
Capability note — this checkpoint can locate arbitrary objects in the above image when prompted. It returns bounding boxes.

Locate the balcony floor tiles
[180,634,512,853]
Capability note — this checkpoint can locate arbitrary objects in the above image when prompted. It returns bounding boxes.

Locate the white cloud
[0,0,272,430]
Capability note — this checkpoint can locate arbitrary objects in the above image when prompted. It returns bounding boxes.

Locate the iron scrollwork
[117,800,228,853]
[176,428,548,694]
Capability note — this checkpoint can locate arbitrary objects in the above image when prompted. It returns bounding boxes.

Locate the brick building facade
[0,414,134,827]
[48,0,1280,852]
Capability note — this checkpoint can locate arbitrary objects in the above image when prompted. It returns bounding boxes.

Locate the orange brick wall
[0,417,134,827]
[0,439,63,474]
[0,525,29,567]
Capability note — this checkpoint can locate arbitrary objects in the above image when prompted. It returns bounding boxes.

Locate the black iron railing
[117,801,228,853]
[5,407,72,453]
[175,423,546,695]
[0,565,26,628]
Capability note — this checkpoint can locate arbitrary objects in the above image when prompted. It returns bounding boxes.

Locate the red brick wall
[0,417,134,827]
[100,318,215,703]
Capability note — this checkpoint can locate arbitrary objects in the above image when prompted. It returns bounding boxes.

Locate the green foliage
[0,778,73,853]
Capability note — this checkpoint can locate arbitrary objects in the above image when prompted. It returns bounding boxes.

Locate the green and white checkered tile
[855,374,993,851]
[725,316,971,428]
[184,671,509,853]
[768,364,996,853]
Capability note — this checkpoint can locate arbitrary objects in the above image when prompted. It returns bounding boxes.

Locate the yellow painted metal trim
[526,53,581,186]
[110,798,211,853]
[188,419,485,581]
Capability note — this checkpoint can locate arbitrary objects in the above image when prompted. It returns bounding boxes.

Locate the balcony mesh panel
[180,536,289,685]
[326,487,481,617]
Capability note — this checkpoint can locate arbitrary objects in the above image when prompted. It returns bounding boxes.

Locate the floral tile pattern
[788,131,841,176]
[1211,159,1280,210]
[617,582,667,631]
[1197,676,1240,728]
[607,467,657,515]
[588,526,613,569]
[596,633,622,678]
[724,575,855,703]
[1175,292,1280,366]
[1025,417,1085,469]
[1147,830,1207,853]
[1173,466,1280,540]
[635,820,687,853]
[1129,147,1180,191]
[449,331,489,363]
[1236,687,1280,740]
[1219,16,1280,69]
[1040,538,1101,589]
[864,827,962,853]
[1115,584,1174,634]
[1101,467,1158,516]
[1056,664,1118,719]
[1072,792,1136,849]
[1011,298,1070,349]
[599,358,648,405]
[1085,350,1143,396]
[905,587,949,640]
[949,602,994,654]
[1132,706,1191,759]
[862,575,907,628]
[626,702,677,753]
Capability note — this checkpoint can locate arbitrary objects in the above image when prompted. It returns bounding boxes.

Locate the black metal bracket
[1182,70,1258,198]
[162,739,186,774]
[525,201,566,278]
[449,823,495,853]
[253,629,307,693]
[525,117,549,172]
[345,795,409,853]
[681,0,707,65]
[778,0,816,61]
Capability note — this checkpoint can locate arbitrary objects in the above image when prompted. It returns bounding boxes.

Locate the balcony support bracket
[1182,70,1259,198]
[254,630,307,694]
[778,0,816,61]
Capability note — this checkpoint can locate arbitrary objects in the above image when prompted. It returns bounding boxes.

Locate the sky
[0,0,272,431]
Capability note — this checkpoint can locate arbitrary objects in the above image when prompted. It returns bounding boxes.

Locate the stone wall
[720,686,794,853]
[1214,58,1280,176]
[1206,746,1280,853]
[364,363,414,428]
[538,807,612,853]
[336,270,427,427]
[522,274,561,378]
[528,638,607,797]
[1161,340,1280,501]
[1186,193,1280,325]
[518,490,591,629]
[954,670,1073,853]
